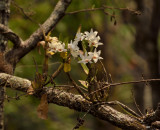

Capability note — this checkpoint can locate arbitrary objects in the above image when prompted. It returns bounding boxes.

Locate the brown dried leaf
[38,41,46,48]
[37,41,46,54]
[32,72,45,90]
[27,86,34,95]
[37,94,48,119]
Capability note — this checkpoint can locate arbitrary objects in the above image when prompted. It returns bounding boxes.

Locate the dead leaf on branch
[32,72,47,90]
[37,41,45,55]
[27,86,34,95]
[37,94,48,119]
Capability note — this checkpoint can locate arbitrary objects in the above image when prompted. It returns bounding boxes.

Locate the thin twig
[5,93,28,101]
[92,101,142,121]
[131,89,144,116]
[43,63,64,86]
[66,5,141,16]
[66,7,116,18]
[66,7,104,15]
[32,57,38,72]
[111,79,160,86]
[11,0,38,24]
[107,101,141,119]
[99,60,108,81]
[66,72,89,101]
[52,63,64,79]
[90,78,160,95]
[103,5,141,15]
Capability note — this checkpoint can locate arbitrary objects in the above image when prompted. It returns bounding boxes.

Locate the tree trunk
[0,0,10,129]
[149,0,160,109]
[134,0,160,110]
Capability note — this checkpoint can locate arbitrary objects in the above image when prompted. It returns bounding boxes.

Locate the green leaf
[78,57,89,74]
[63,37,69,48]
[89,46,94,52]
[58,33,63,41]
[81,40,87,53]
[80,63,89,75]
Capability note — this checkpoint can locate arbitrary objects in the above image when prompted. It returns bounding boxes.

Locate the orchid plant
[39,28,103,72]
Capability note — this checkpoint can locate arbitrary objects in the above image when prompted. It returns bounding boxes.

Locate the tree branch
[0,24,23,47]
[5,0,72,64]
[0,73,146,130]
[66,5,141,16]
[90,78,160,96]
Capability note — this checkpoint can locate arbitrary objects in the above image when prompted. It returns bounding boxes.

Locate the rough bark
[0,0,10,52]
[0,0,10,129]
[0,73,146,130]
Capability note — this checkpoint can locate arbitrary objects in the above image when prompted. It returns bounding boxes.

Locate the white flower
[85,29,103,48]
[85,28,98,40]
[78,52,92,64]
[88,49,103,63]
[48,41,59,52]
[50,37,59,42]
[68,40,80,57]
[88,36,103,48]
[68,40,79,49]
[74,32,85,42]
[56,42,67,52]
[48,40,66,53]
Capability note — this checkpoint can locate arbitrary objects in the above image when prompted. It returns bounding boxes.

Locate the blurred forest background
[4,0,160,130]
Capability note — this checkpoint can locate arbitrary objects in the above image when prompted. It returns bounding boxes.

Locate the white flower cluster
[48,37,67,53]
[46,29,103,64]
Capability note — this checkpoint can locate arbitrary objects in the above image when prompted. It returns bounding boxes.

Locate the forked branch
[0,24,23,47]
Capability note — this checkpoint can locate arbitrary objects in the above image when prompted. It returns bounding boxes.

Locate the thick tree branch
[0,24,23,47]
[6,0,72,64]
[0,73,146,130]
